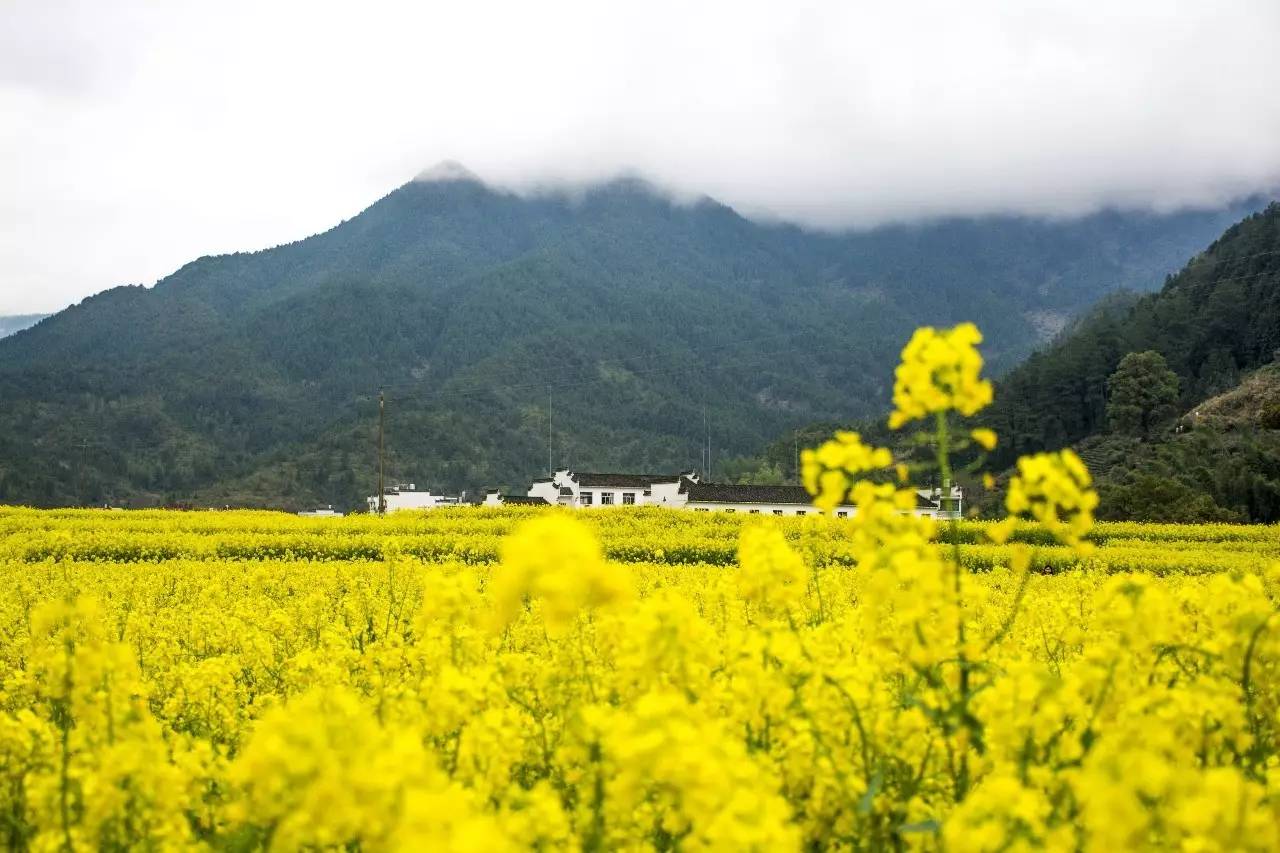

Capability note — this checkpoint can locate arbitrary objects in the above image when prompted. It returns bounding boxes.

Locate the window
[837,511,848,518]
[622,492,635,505]
[600,492,614,505]
[695,507,709,512]
[773,509,784,516]
[580,492,593,506]
[796,510,806,516]
[749,509,760,514]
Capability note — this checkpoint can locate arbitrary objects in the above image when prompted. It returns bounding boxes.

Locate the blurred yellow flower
[800,430,893,513]
[490,513,631,631]
[888,322,993,429]
[737,524,808,614]
[971,428,998,451]
[1003,449,1098,555]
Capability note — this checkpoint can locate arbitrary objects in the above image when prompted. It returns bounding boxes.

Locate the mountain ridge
[0,313,51,339]
[0,173,1270,509]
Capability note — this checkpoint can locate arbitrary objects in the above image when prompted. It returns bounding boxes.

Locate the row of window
[574,492,851,518]
[691,507,850,517]
[579,491,636,506]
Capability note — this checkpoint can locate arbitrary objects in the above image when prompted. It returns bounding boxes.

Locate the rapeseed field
[0,324,1276,850]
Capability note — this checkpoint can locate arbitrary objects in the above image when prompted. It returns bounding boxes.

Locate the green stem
[59,638,74,853]
[810,563,827,624]
[935,411,971,801]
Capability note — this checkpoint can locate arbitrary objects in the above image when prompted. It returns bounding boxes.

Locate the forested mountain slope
[986,203,1280,521]
[0,167,1265,510]
[0,314,49,339]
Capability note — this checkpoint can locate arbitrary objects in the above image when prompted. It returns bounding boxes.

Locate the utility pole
[706,410,712,481]
[377,389,386,515]
[548,385,553,477]
[75,439,90,507]
[702,406,708,478]
[794,431,800,484]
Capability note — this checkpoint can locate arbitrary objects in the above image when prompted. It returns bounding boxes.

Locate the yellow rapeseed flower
[888,322,993,429]
[993,449,1098,555]
[800,430,893,513]
[737,524,809,614]
[970,428,998,451]
[490,513,631,631]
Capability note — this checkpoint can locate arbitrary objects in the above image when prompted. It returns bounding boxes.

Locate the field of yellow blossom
[0,324,1277,850]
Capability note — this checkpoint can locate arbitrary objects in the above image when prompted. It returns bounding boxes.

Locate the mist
[2,0,1278,313]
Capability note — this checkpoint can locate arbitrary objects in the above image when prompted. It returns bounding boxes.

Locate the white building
[367,484,462,513]
[526,470,701,508]
[298,505,344,517]
[509,469,962,518]
[674,481,962,519]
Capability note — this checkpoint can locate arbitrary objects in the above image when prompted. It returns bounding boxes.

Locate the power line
[1186,247,1280,265]
[376,325,813,392]
[380,334,863,411]
[1173,270,1278,286]
[370,337,871,490]
[379,338,853,417]
[374,322,845,400]
[371,266,1280,405]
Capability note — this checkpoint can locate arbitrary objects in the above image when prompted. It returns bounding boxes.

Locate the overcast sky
[2,0,1279,314]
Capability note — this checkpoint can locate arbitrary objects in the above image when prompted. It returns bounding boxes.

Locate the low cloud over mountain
[2,1,1279,312]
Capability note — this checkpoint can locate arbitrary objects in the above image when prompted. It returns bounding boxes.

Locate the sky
[2,1,1279,315]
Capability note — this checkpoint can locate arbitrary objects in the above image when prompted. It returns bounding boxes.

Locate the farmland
[2,323,1277,850]
[1,504,1278,850]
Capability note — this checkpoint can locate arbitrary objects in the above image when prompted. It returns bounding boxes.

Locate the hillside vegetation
[987,203,1280,521]
[0,168,1263,509]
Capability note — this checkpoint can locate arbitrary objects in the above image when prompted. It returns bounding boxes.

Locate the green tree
[1107,351,1180,438]
[1098,475,1240,523]
[735,461,787,485]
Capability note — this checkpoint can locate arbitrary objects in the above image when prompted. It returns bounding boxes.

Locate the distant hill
[0,166,1267,510]
[0,314,49,339]
[986,203,1280,521]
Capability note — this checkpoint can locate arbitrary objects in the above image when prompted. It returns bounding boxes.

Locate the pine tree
[1106,351,1180,438]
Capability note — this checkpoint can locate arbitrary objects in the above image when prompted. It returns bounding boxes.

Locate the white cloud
[1,0,1278,313]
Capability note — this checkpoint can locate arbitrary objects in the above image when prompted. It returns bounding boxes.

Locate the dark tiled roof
[683,483,816,505]
[559,487,574,496]
[503,495,550,505]
[682,482,952,511]
[573,472,684,488]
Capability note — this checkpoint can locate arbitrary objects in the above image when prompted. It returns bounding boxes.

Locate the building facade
[297,505,344,518]
[675,481,962,518]
[524,470,702,509]
[493,469,963,518]
[367,484,462,513]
